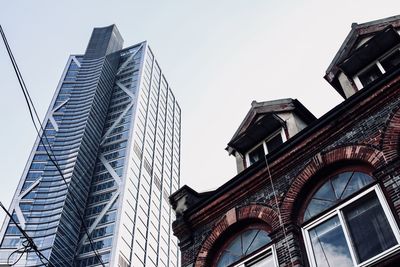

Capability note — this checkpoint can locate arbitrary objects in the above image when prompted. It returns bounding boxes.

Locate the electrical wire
[0,25,105,267]
[0,202,50,266]
[263,153,294,267]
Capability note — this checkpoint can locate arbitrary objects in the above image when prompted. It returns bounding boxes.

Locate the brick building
[170,15,400,267]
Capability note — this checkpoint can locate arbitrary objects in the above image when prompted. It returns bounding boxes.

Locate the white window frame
[245,128,286,167]
[302,184,400,267]
[354,46,400,89]
[231,244,278,267]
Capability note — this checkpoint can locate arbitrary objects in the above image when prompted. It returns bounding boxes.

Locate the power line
[263,153,294,267]
[0,202,50,266]
[0,25,105,267]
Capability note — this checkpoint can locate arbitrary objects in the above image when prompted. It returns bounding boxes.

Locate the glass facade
[0,26,180,267]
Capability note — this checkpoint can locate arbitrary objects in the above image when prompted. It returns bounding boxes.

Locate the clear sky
[1,1,399,224]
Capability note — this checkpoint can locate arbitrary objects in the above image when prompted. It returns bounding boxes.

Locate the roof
[226,98,316,155]
[171,64,400,220]
[325,15,400,97]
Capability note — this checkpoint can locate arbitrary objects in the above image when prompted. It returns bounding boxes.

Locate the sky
[0,0,400,224]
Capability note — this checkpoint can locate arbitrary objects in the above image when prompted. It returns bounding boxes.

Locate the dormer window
[245,129,285,167]
[354,47,400,89]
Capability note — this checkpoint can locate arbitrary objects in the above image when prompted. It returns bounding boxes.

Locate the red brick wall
[175,83,400,267]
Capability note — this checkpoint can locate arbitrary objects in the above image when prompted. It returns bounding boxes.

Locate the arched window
[304,171,374,221]
[302,170,400,267]
[216,227,277,267]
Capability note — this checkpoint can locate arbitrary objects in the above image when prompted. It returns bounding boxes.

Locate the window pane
[248,145,264,165]
[331,172,353,199]
[304,199,334,221]
[341,172,373,199]
[314,182,336,202]
[344,192,397,263]
[246,253,274,267]
[266,134,283,153]
[381,50,400,72]
[358,64,382,87]
[309,215,353,267]
[246,230,271,256]
[242,230,259,255]
[217,230,271,267]
[304,172,374,221]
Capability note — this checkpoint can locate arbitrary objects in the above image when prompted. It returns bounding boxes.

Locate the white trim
[72,56,81,68]
[353,76,363,90]
[303,184,400,267]
[352,45,400,90]
[18,179,41,200]
[52,99,68,112]
[231,244,278,267]
[100,102,134,145]
[338,209,358,266]
[116,81,135,99]
[99,155,122,186]
[376,61,386,74]
[49,116,59,131]
[116,44,143,75]
[109,42,147,267]
[245,128,285,167]
[78,190,120,247]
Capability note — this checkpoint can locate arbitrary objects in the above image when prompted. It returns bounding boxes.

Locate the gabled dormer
[226,99,316,173]
[325,15,400,98]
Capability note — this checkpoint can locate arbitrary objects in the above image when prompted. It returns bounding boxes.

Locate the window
[354,47,400,88]
[246,130,285,167]
[216,228,277,267]
[358,64,382,87]
[302,171,400,267]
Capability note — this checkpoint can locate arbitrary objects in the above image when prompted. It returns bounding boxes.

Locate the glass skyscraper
[0,25,181,267]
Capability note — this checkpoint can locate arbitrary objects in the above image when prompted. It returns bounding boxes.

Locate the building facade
[0,25,180,267]
[170,15,400,267]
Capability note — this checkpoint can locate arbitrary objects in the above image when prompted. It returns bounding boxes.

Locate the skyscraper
[0,25,181,267]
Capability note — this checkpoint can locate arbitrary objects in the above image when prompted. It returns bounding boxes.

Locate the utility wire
[0,25,105,267]
[0,202,50,266]
[263,153,294,267]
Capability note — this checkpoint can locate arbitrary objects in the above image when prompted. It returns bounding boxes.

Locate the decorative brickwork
[194,205,277,267]
[382,105,400,162]
[172,17,400,267]
[281,145,385,224]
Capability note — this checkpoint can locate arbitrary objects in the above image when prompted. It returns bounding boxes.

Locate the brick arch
[281,145,385,225]
[194,204,278,267]
[382,105,400,162]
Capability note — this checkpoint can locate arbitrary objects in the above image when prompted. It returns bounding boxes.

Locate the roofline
[185,66,400,217]
[226,98,316,153]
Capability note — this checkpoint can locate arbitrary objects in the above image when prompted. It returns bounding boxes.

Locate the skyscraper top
[85,25,123,59]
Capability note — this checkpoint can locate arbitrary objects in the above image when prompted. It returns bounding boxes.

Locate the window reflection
[217,229,271,267]
[304,172,373,221]
[309,215,353,267]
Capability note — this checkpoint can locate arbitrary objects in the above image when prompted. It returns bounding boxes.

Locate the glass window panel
[266,134,283,153]
[217,252,240,267]
[358,64,382,87]
[331,172,353,199]
[246,231,272,256]
[242,230,258,255]
[309,215,353,267]
[246,253,275,267]
[344,192,397,263]
[217,230,271,267]
[304,172,374,221]
[314,182,336,202]
[305,199,335,221]
[380,49,400,72]
[341,172,373,199]
[248,145,264,165]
